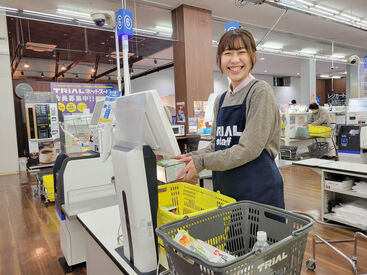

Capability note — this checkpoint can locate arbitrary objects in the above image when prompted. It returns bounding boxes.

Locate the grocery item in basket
[174,230,236,263]
[251,231,270,253]
[161,204,177,214]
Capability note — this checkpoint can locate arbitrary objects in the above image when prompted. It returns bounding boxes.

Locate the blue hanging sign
[364,56,367,69]
[116,9,133,37]
[225,22,240,32]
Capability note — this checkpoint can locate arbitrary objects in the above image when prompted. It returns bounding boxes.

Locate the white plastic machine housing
[57,153,114,267]
[111,90,180,274]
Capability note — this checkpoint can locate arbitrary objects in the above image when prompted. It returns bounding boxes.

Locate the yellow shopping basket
[43,174,55,202]
[157,182,236,265]
[308,125,331,138]
[157,182,236,226]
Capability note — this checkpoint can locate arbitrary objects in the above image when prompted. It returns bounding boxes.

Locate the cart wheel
[45,201,49,207]
[306,259,316,271]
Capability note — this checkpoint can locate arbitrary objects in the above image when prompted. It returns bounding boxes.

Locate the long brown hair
[216,28,257,72]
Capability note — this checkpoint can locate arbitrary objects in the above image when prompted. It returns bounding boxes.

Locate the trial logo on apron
[216,125,242,147]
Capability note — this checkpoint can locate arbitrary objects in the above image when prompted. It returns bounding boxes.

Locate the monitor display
[112,90,181,157]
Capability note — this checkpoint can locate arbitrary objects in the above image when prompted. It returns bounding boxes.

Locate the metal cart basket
[156,201,313,275]
[280,145,298,160]
[307,142,329,158]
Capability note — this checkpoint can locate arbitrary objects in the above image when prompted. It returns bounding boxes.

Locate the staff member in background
[307,103,331,127]
[174,28,284,209]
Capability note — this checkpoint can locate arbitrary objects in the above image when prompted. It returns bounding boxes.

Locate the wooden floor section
[0,165,366,274]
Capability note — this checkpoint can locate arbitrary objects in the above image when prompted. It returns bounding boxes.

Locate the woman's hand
[176,156,198,181]
[170,154,186,160]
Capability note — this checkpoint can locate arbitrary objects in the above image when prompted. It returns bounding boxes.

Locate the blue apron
[212,80,285,209]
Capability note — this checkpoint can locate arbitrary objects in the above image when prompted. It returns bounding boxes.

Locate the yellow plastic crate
[308,125,331,138]
[43,174,55,202]
[157,182,236,227]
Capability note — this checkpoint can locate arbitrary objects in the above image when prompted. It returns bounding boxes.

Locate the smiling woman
[174,28,285,210]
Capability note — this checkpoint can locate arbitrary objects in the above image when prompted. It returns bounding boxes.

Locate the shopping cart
[280,145,299,160]
[306,232,367,274]
[307,124,338,160]
[156,201,313,275]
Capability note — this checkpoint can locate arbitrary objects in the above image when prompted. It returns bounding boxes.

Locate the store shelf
[324,188,367,199]
[321,161,367,230]
[323,213,366,231]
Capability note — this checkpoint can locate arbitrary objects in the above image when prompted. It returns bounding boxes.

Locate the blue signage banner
[225,22,240,32]
[116,9,133,37]
[364,56,367,69]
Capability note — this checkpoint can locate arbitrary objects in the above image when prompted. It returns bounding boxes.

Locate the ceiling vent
[25,42,57,52]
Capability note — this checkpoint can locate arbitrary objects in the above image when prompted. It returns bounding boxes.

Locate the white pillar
[300,58,316,105]
[0,10,19,174]
[346,63,360,101]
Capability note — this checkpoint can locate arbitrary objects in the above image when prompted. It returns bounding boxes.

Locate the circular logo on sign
[77,102,87,112]
[117,15,123,29]
[227,26,237,31]
[124,14,132,30]
[66,102,76,113]
[58,102,65,112]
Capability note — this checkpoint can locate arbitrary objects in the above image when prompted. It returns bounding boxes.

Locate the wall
[213,71,301,105]
[130,68,175,97]
[0,11,19,174]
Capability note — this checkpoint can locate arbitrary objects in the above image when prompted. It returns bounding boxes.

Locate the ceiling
[2,0,367,81]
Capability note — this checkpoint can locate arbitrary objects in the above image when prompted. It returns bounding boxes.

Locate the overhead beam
[11,45,24,77]
[94,56,143,80]
[54,54,86,79]
[129,62,174,81]
[53,52,60,82]
[91,55,100,83]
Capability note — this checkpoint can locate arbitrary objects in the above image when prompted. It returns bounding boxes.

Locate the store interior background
[1,0,367,173]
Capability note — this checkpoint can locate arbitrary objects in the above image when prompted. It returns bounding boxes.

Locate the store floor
[0,166,366,275]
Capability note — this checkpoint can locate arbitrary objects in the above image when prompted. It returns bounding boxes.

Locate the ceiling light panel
[24,10,73,20]
[314,5,339,15]
[262,43,283,49]
[56,8,91,19]
[339,13,361,21]
[295,0,314,7]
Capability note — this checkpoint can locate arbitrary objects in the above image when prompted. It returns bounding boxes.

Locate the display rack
[320,162,367,231]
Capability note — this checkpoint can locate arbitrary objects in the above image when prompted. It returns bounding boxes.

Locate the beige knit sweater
[187,79,281,173]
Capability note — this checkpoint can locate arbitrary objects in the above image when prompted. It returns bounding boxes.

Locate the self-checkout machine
[54,93,118,272]
[338,98,367,163]
[111,90,181,274]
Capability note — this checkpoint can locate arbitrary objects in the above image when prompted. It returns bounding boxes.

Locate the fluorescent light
[297,72,300,75]
[133,28,157,35]
[296,0,314,7]
[334,15,351,22]
[342,71,347,74]
[0,6,18,11]
[24,10,73,20]
[332,54,345,59]
[154,26,173,34]
[264,70,268,73]
[309,7,334,16]
[262,42,283,50]
[212,40,218,44]
[282,50,299,56]
[300,48,318,54]
[77,19,95,24]
[320,74,329,78]
[332,76,341,79]
[260,57,265,60]
[56,8,91,18]
[314,5,339,14]
[340,13,361,21]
